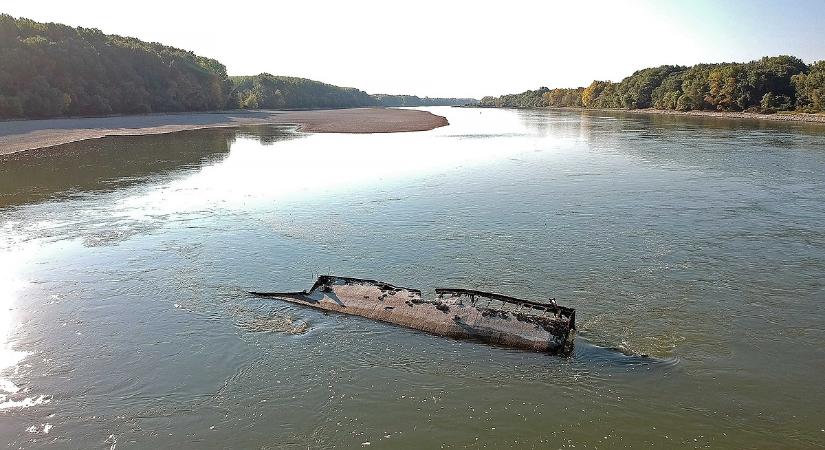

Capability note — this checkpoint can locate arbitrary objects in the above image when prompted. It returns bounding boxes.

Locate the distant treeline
[231,74,376,109]
[0,14,474,120]
[230,77,474,110]
[372,94,476,107]
[479,56,825,114]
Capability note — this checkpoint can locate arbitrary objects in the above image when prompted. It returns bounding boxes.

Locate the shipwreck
[250,275,576,355]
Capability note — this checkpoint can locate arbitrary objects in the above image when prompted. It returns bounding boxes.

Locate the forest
[230,77,474,110]
[479,56,825,114]
[230,74,376,110]
[0,14,473,120]
[0,14,232,118]
[372,94,476,107]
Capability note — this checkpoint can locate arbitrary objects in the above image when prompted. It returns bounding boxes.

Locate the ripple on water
[25,423,52,434]
[0,341,49,412]
[574,338,681,370]
[0,370,51,410]
[236,314,310,335]
[3,108,825,448]
[0,391,52,410]
[1,351,52,411]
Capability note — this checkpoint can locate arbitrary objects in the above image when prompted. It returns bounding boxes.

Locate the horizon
[2,0,825,98]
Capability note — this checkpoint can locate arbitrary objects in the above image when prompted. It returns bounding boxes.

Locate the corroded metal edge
[250,275,576,355]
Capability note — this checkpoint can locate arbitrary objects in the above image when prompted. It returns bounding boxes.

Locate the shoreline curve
[0,108,449,157]
[470,105,825,125]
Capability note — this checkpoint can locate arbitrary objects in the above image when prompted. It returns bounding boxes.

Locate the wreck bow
[250,275,576,355]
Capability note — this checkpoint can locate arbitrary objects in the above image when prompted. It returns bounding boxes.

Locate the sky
[3,0,825,98]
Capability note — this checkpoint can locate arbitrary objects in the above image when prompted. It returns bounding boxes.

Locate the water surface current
[1,107,824,448]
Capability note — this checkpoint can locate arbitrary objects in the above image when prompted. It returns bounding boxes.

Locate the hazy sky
[3,0,824,98]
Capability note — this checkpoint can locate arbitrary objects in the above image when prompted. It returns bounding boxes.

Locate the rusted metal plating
[251,275,575,355]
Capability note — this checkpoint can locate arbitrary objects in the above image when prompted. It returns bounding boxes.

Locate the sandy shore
[0,108,449,156]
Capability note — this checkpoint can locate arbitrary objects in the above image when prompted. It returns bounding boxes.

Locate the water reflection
[514,108,825,178]
[0,127,298,208]
[0,127,303,419]
[116,121,561,216]
[1,107,825,448]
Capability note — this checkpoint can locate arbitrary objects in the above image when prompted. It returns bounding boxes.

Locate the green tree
[480,55,818,113]
[792,61,825,112]
[230,74,376,110]
[0,14,232,119]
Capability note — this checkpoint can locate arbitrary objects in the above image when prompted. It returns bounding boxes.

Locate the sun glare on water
[0,235,50,410]
[113,120,553,218]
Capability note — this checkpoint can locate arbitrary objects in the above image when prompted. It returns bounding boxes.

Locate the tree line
[225,78,475,110]
[479,56,825,114]
[0,14,474,120]
[372,94,476,107]
[230,74,376,110]
[0,14,232,118]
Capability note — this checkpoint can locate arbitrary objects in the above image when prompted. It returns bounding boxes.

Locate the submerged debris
[238,315,309,335]
[251,275,576,355]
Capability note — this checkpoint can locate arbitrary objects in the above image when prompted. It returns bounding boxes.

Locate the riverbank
[586,107,825,124]
[0,108,449,156]
[487,105,825,124]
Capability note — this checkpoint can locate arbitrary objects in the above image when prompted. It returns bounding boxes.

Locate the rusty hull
[250,275,576,355]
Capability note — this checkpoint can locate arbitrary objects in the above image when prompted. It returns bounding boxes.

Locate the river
[1,107,824,448]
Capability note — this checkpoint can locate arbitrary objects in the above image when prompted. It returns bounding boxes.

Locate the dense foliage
[0,15,476,119]
[480,56,825,113]
[230,74,376,109]
[542,87,584,108]
[792,61,825,112]
[480,87,550,108]
[0,14,232,119]
[229,77,477,110]
[372,94,476,107]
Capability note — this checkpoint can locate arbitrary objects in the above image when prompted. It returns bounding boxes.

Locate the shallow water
[1,107,824,448]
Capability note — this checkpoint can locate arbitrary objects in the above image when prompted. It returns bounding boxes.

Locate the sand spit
[0,108,449,156]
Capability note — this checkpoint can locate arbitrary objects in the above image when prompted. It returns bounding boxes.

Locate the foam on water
[0,394,51,410]
[0,240,50,413]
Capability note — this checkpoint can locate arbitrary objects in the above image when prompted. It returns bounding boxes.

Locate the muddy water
[1,107,824,448]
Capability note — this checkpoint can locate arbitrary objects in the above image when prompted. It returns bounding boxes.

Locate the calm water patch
[1,107,824,448]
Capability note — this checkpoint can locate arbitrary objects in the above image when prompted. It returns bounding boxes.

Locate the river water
[1,107,824,448]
